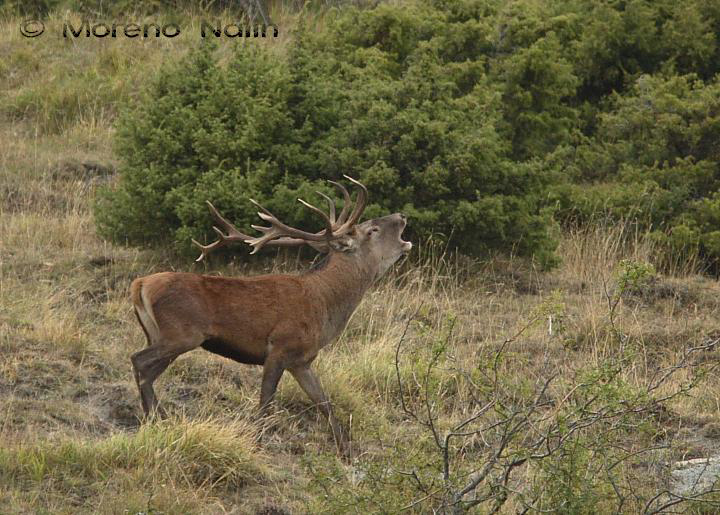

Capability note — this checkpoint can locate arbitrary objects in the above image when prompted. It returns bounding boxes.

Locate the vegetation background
[3,0,720,512]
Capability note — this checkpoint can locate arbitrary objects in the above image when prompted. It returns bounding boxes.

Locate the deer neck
[305,252,376,339]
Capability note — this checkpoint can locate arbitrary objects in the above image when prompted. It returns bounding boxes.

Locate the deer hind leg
[131,345,175,416]
[289,365,349,455]
[131,340,199,417]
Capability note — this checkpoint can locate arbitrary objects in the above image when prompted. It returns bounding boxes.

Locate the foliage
[95,42,296,252]
[304,294,718,513]
[96,2,558,265]
[615,259,657,297]
[95,0,720,269]
[554,74,720,269]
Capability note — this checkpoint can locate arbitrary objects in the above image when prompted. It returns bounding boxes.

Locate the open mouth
[399,217,411,253]
[399,229,412,253]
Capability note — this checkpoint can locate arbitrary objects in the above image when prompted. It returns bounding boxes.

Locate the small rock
[671,455,720,495]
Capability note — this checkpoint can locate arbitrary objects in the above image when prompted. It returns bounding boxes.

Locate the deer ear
[328,234,357,253]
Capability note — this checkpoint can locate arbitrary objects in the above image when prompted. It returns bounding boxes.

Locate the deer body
[131,252,375,369]
[129,178,410,452]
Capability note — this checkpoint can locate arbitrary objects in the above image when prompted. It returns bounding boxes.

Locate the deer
[129,176,411,453]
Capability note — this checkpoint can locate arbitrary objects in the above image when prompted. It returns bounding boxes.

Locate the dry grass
[3,6,720,514]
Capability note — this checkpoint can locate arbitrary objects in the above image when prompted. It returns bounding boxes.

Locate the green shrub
[96,10,559,264]
[286,8,559,263]
[95,0,720,269]
[553,73,720,268]
[95,42,295,252]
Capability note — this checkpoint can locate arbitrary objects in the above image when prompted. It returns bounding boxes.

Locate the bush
[96,9,559,265]
[285,8,558,263]
[303,299,714,513]
[95,43,296,253]
[553,73,720,268]
[95,0,720,269]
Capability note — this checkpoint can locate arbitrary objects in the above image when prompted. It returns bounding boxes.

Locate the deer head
[192,175,412,278]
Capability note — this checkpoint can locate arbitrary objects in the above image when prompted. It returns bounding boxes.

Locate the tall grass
[558,217,702,284]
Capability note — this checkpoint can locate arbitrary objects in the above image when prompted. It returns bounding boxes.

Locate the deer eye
[368,226,380,235]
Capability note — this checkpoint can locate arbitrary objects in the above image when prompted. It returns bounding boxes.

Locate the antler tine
[194,177,369,259]
[194,200,325,260]
[315,191,336,225]
[328,180,352,226]
[248,198,277,219]
[206,201,254,240]
[298,197,335,243]
[193,201,255,262]
[192,238,225,262]
[244,230,284,255]
[331,175,368,234]
[245,199,295,254]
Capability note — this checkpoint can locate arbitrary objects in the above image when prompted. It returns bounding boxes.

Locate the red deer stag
[129,176,411,451]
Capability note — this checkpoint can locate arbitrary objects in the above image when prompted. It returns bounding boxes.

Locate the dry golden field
[3,8,720,514]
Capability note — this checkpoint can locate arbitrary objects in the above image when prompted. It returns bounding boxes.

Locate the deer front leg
[259,356,285,412]
[290,365,349,456]
[255,355,286,446]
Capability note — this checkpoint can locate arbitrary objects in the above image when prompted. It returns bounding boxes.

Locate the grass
[3,4,720,514]
[0,416,268,513]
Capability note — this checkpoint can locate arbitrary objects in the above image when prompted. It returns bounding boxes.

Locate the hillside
[3,4,720,513]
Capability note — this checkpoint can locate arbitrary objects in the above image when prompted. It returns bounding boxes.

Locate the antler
[328,179,353,226]
[333,175,368,234]
[193,176,368,260]
[192,201,309,262]
[244,198,334,254]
